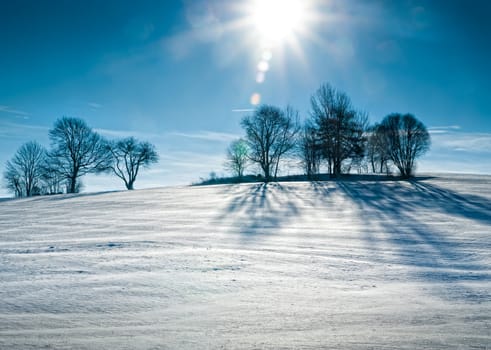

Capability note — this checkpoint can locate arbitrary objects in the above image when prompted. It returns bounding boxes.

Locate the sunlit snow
[0,174,490,349]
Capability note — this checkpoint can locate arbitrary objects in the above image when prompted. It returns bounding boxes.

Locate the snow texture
[0,174,490,349]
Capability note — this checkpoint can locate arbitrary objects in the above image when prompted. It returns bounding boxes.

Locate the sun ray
[213,0,329,105]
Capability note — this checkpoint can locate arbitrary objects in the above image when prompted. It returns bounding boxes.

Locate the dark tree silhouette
[3,141,46,197]
[49,117,111,193]
[367,123,391,174]
[379,113,430,177]
[225,138,249,178]
[241,105,299,181]
[310,83,367,176]
[39,160,64,195]
[3,166,22,198]
[107,137,158,190]
[299,121,322,178]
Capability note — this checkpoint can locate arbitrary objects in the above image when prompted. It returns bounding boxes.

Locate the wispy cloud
[88,102,102,109]
[94,128,162,140]
[0,121,49,139]
[232,108,255,113]
[428,125,461,134]
[167,130,240,142]
[0,105,30,118]
[93,127,241,146]
[419,154,491,175]
[431,130,491,153]
[159,150,224,168]
[155,150,228,184]
[164,1,227,60]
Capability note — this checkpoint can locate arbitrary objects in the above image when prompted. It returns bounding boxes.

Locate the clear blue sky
[1,0,490,195]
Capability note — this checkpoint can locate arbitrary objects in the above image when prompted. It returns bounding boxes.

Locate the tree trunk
[263,163,270,182]
[274,160,280,180]
[334,160,342,177]
[69,177,77,193]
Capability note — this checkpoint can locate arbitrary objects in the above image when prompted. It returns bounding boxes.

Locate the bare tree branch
[241,105,299,182]
[379,113,431,177]
[48,117,112,193]
[3,141,46,197]
[107,137,158,190]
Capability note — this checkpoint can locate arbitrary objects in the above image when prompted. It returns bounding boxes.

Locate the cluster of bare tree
[367,114,431,177]
[226,83,430,181]
[3,116,158,197]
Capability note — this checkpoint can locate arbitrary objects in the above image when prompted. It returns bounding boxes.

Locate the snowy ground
[0,174,490,349]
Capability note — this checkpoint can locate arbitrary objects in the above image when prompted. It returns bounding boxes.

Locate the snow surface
[0,174,490,349]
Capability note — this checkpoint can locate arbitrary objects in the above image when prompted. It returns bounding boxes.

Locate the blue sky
[1,0,490,195]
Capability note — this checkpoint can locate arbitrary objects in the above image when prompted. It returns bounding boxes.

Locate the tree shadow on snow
[335,180,491,303]
[25,190,123,202]
[215,182,302,242]
[409,180,491,225]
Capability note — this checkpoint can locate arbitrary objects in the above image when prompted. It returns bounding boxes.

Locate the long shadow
[25,190,123,202]
[0,191,126,209]
[310,180,338,200]
[409,180,491,225]
[335,180,491,303]
[215,182,304,243]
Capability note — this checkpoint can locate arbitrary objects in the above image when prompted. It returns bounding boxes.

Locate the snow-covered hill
[1,174,490,349]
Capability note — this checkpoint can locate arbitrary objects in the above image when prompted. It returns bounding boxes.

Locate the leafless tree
[225,138,249,178]
[310,83,367,176]
[107,137,158,190]
[39,161,65,194]
[299,121,322,178]
[4,166,22,197]
[49,117,111,193]
[241,105,300,181]
[3,141,46,197]
[379,113,430,177]
[367,123,391,174]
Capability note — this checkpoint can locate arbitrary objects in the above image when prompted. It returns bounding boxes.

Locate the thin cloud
[0,121,49,144]
[0,105,30,117]
[431,130,491,153]
[93,127,241,149]
[164,2,226,60]
[159,151,223,169]
[94,128,162,139]
[88,102,102,109]
[167,130,240,142]
[428,125,461,134]
[0,120,48,134]
[232,108,255,113]
[158,150,227,183]
[419,157,491,175]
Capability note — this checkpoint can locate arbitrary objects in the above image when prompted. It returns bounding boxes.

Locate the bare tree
[3,141,46,197]
[225,138,249,178]
[39,160,65,195]
[310,83,367,176]
[107,137,158,190]
[49,117,111,193]
[367,123,391,174]
[241,105,299,181]
[3,166,22,197]
[299,121,322,178]
[379,113,430,177]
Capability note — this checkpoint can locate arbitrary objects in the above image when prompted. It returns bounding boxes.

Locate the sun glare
[240,0,316,106]
[250,0,306,45]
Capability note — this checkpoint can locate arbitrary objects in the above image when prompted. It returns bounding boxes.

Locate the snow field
[0,174,490,349]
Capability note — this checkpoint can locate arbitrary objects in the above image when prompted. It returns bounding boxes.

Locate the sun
[249,0,306,45]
